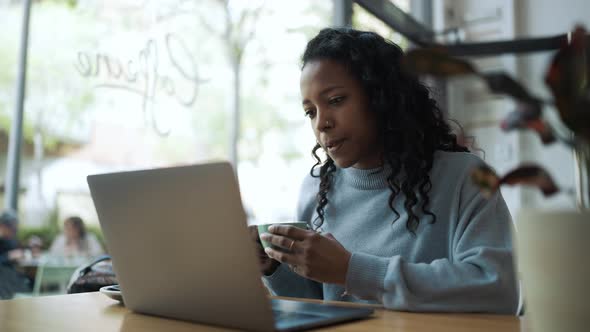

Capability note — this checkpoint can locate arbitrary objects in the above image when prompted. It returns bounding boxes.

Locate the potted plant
[403,26,589,332]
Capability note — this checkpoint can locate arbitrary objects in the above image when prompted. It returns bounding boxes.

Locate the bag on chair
[67,255,118,294]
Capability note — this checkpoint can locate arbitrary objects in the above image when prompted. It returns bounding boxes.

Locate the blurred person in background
[49,216,103,259]
[0,210,31,298]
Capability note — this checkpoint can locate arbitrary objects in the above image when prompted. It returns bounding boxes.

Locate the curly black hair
[303,27,468,234]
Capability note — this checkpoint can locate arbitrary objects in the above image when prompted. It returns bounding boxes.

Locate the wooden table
[0,292,529,332]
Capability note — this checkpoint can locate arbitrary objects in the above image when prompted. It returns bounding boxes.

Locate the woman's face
[64,221,81,240]
[300,59,382,169]
[0,224,13,239]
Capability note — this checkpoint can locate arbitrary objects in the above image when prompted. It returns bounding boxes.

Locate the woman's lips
[326,139,345,153]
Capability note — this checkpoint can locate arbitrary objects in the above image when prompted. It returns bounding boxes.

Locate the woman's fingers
[268,225,310,240]
[264,247,296,265]
[260,233,298,252]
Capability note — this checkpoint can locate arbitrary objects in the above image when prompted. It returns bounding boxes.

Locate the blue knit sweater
[264,151,518,314]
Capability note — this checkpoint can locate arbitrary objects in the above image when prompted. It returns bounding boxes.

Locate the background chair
[32,264,79,296]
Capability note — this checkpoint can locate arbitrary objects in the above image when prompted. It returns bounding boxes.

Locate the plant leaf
[471,164,500,198]
[403,49,476,77]
[525,119,557,144]
[471,164,559,198]
[500,165,559,196]
[544,26,589,135]
[482,71,537,102]
[500,102,541,129]
[500,103,556,144]
[572,95,590,141]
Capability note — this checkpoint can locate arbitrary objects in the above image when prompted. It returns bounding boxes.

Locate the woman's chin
[332,157,355,169]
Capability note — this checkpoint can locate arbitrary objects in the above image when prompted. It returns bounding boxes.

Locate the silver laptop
[87,162,373,331]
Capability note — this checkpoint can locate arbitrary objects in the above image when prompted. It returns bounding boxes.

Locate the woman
[254,28,518,314]
[50,216,103,258]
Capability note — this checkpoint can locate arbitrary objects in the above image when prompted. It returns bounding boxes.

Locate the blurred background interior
[0,0,588,298]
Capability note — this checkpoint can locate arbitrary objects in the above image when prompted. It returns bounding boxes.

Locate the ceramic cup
[257,221,309,251]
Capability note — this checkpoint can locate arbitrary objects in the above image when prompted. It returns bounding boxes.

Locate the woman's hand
[248,226,281,276]
[7,248,24,261]
[260,225,351,285]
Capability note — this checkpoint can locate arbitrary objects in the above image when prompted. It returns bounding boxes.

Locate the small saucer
[99,285,124,303]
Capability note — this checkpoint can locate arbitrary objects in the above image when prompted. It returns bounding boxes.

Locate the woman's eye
[304,109,315,118]
[328,96,345,105]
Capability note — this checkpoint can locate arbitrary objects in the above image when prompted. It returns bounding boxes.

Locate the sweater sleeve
[344,178,519,314]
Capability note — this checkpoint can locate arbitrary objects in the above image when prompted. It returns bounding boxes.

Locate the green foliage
[17,206,105,253]
[45,0,78,8]
[0,113,63,151]
[0,0,92,151]
[17,225,59,250]
[16,206,60,250]
[16,224,106,253]
[46,205,60,230]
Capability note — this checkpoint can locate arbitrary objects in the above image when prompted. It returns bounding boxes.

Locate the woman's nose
[315,111,333,132]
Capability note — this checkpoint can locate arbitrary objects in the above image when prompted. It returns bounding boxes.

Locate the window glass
[353,0,409,49]
[0,1,331,250]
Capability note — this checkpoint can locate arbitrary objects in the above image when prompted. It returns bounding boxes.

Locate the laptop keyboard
[273,310,323,322]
